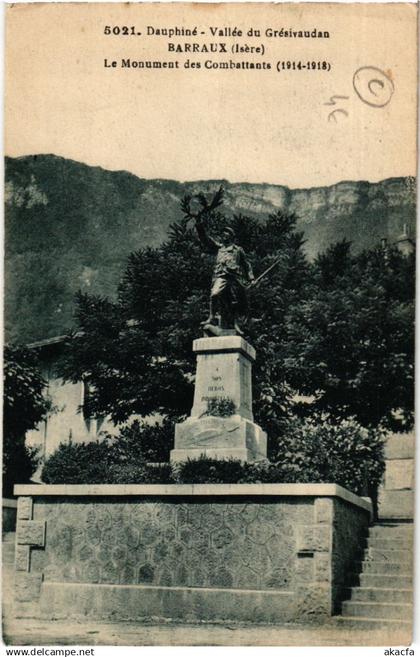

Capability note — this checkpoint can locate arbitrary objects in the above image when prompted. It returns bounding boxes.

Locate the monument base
[171,335,267,463]
[13,484,373,624]
[170,415,267,463]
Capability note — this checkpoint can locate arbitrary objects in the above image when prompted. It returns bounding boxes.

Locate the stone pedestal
[170,336,267,463]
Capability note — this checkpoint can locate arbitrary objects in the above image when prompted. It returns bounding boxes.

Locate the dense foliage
[42,420,174,484]
[42,439,174,485]
[284,241,415,430]
[102,419,174,464]
[41,416,384,499]
[42,441,111,485]
[60,191,414,440]
[268,415,385,497]
[3,345,50,496]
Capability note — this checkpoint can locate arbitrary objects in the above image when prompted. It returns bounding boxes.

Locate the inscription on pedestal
[192,350,253,421]
[201,366,227,403]
[172,336,266,463]
[196,356,237,410]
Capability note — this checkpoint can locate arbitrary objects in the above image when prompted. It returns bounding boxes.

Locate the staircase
[2,532,16,619]
[339,522,413,626]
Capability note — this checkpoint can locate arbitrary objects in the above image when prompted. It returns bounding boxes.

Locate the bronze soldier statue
[182,187,282,336]
[195,217,254,335]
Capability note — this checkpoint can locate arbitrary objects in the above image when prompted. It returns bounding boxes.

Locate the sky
[5,2,417,187]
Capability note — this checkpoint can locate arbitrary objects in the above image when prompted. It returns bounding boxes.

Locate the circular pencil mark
[353,66,395,108]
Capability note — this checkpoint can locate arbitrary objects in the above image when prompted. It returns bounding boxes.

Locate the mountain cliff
[5,154,415,343]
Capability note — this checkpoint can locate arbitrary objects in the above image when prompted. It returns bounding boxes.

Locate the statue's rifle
[247,256,284,289]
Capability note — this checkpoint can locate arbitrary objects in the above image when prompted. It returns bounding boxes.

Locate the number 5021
[104,26,138,35]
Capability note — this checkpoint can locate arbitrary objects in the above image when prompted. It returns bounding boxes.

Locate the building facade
[26,336,118,465]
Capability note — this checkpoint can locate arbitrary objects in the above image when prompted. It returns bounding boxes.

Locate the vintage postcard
[3,1,417,648]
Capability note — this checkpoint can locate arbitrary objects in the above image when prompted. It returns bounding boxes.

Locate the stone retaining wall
[13,484,371,623]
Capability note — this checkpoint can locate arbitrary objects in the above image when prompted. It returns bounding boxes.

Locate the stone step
[358,573,413,589]
[342,601,413,621]
[334,616,412,630]
[348,587,412,604]
[364,548,412,564]
[368,523,413,540]
[367,537,413,550]
[358,560,412,575]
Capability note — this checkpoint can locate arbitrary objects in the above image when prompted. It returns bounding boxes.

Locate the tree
[283,241,414,430]
[3,345,51,496]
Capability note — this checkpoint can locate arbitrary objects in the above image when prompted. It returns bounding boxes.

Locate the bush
[108,462,175,484]
[3,435,40,497]
[42,419,175,484]
[105,418,174,463]
[41,415,384,500]
[269,415,385,496]
[42,441,112,484]
[42,440,174,485]
[173,415,385,496]
[175,456,245,483]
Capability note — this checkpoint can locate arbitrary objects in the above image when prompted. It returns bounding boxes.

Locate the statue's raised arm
[195,216,221,253]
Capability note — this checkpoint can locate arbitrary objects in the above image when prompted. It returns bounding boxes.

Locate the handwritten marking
[353,66,394,108]
[324,94,349,106]
[328,108,349,123]
[324,94,349,122]
[326,66,395,122]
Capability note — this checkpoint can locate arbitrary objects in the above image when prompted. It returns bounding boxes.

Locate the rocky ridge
[5,155,415,342]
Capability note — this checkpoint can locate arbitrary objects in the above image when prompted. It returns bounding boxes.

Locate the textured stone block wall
[34,498,311,591]
[331,498,370,612]
[14,493,370,622]
[14,497,46,613]
[293,498,336,616]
